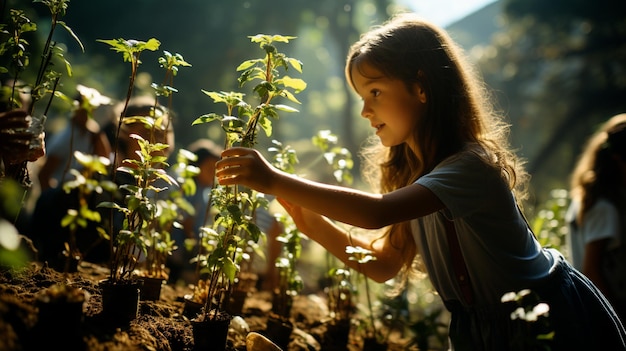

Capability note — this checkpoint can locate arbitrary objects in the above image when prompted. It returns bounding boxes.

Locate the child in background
[566,113,626,324]
[215,13,626,350]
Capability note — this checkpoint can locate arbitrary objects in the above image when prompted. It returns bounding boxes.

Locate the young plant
[347,245,389,345]
[61,150,116,271]
[500,289,553,350]
[272,213,304,315]
[0,179,32,268]
[97,36,194,285]
[104,111,178,279]
[191,34,306,321]
[326,266,356,322]
[95,37,160,182]
[1,0,88,317]
[266,140,304,316]
[54,85,115,271]
[311,129,354,186]
[137,50,192,280]
[309,129,360,323]
[405,307,449,351]
[95,37,161,283]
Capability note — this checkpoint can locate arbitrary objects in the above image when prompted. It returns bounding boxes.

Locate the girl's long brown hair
[570,113,626,224]
[345,13,529,282]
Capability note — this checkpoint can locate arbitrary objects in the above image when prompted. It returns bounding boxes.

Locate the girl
[216,13,626,350]
[566,113,626,324]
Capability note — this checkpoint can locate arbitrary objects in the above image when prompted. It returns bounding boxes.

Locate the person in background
[0,81,42,266]
[0,110,44,179]
[215,13,626,350]
[37,84,112,191]
[29,86,113,267]
[566,112,626,324]
[105,96,177,240]
[0,80,45,185]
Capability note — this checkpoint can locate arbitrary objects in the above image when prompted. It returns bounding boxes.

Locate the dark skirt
[445,255,626,351]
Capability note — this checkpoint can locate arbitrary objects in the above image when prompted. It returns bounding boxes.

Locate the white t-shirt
[565,198,621,271]
[414,146,556,307]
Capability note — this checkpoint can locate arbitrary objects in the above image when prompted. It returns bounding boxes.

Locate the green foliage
[98,127,180,279]
[0,179,30,268]
[347,245,388,342]
[263,140,305,317]
[59,86,116,258]
[312,129,354,186]
[529,189,569,255]
[501,289,554,349]
[326,266,355,321]
[189,34,307,320]
[405,307,448,351]
[193,34,306,148]
[0,9,37,79]
[272,210,305,317]
[96,35,193,282]
[61,151,115,237]
[97,38,160,172]
[96,38,160,64]
[1,0,84,187]
[310,129,361,325]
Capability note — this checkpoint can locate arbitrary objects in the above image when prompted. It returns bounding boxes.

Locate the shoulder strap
[444,218,474,305]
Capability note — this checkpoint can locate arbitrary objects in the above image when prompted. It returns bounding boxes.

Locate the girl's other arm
[278,197,404,283]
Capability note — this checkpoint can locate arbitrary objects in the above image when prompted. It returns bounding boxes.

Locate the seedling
[191,34,305,321]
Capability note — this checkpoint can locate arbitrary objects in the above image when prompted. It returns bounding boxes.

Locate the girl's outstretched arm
[277,197,404,283]
[216,147,445,229]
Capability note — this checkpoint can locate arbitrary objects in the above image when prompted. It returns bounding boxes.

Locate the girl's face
[350,62,426,150]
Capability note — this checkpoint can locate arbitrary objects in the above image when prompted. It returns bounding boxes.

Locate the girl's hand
[276,197,326,236]
[215,147,278,194]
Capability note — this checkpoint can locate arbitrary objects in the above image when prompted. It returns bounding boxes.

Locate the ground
[0,261,419,351]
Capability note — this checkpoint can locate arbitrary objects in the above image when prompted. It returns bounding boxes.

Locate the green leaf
[273,104,299,113]
[223,256,238,282]
[58,21,84,53]
[280,76,307,92]
[192,113,220,125]
[286,58,303,73]
[258,116,272,137]
[61,211,76,228]
[144,38,161,51]
[281,90,301,104]
[236,59,261,71]
[81,206,101,222]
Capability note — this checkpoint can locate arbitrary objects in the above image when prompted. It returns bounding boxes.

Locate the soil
[0,261,416,351]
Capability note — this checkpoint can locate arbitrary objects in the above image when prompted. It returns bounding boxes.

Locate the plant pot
[227,289,248,316]
[191,310,233,351]
[271,290,293,318]
[183,295,205,319]
[323,318,351,351]
[99,278,143,325]
[362,337,388,351]
[263,312,293,351]
[140,276,166,301]
[61,253,81,273]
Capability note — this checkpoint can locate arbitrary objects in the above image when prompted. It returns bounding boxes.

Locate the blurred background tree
[471,0,626,210]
